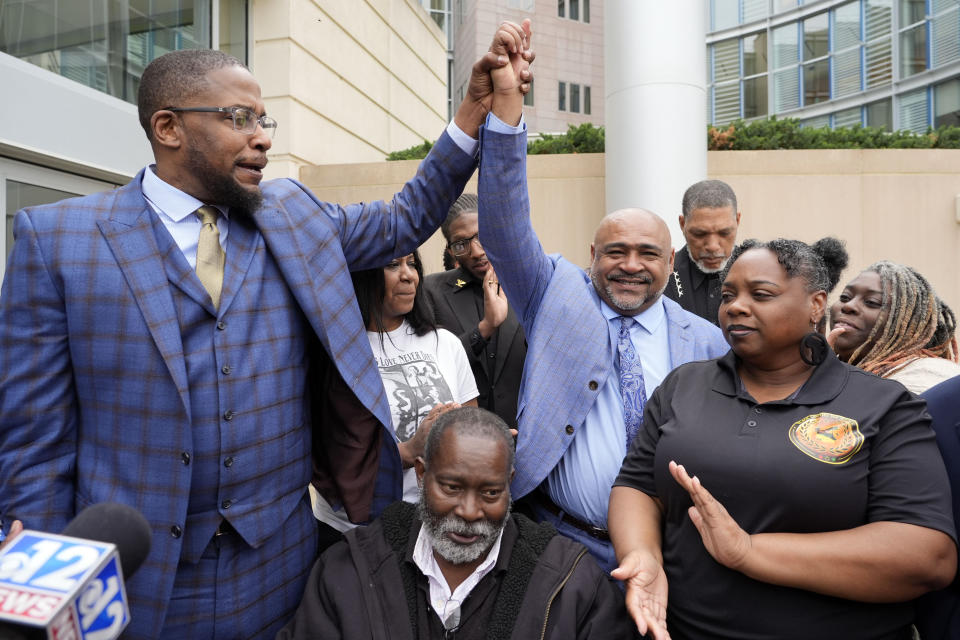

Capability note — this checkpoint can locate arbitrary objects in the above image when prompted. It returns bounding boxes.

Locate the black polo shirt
[615,350,957,640]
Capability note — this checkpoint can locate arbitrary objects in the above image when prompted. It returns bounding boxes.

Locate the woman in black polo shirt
[609,238,957,640]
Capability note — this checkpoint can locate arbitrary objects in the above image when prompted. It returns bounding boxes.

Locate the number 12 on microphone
[0,531,131,640]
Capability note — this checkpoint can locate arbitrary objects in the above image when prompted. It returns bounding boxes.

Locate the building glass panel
[934,77,960,126]
[775,0,798,11]
[583,0,590,23]
[584,85,591,114]
[900,22,929,76]
[932,7,960,66]
[558,81,566,111]
[773,23,799,68]
[899,88,930,131]
[6,182,78,261]
[743,31,767,75]
[714,39,740,81]
[774,67,801,111]
[801,114,831,128]
[865,98,893,129]
[0,0,228,105]
[866,0,894,39]
[933,0,960,13]
[570,0,579,21]
[743,75,768,117]
[714,0,739,30]
[803,13,830,60]
[714,81,741,124]
[834,2,862,51]
[571,83,580,113]
[834,106,864,127]
[834,48,862,97]
[803,59,831,104]
[743,0,767,23]
[900,0,927,25]
[865,37,894,87]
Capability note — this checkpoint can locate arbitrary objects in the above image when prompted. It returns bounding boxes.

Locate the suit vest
[150,212,313,563]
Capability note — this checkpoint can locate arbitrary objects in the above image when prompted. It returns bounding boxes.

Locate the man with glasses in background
[0,20,533,639]
[423,194,527,432]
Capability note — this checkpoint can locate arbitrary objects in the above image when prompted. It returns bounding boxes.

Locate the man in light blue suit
[478,136,728,572]
[0,22,533,639]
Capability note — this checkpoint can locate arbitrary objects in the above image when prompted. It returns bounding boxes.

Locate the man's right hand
[611,550,672,640]
[477,267,508,339]
[454,20,534,136]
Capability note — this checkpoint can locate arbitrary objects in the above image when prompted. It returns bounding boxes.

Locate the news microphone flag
[0,530,130,639]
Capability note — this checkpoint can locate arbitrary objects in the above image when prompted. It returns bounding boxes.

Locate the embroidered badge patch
[455,279,466,288]
[788,412,863,464]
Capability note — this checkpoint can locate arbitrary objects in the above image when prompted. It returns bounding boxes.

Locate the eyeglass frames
[166,106,278,138]
[447,232,482,256]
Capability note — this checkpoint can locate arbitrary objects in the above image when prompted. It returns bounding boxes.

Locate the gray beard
[417,487,510,565]
[692,255,730,275]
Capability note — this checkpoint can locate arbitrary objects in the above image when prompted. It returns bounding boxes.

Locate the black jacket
[277,502,635,639]
[663,245,722,326]
[422,267,526,429]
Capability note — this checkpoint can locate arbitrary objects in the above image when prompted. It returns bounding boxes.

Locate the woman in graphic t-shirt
[312,250,478,532]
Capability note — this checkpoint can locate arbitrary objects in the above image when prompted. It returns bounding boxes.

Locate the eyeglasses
[448,232,482,256]
[166,106,278,138]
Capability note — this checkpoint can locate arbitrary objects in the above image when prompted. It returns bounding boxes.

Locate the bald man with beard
[478,184,728,573]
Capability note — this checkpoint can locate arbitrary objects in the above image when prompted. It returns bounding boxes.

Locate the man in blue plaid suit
[0,23,533,639]
[478,133,729,575]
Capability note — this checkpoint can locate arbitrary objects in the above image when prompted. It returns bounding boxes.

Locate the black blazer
[422,267,526,429]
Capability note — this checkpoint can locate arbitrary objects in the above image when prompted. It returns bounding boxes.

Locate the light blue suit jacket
[477,128,729,499]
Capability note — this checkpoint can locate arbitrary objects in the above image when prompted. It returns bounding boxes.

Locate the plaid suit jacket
[477,128,730,499]
[0,129,476,634]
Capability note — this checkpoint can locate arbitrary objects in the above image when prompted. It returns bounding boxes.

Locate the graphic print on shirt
[377,351,454,441]
[788,412,864,464]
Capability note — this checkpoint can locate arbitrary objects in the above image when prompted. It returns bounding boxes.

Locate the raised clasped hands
[669,460,753,571]
[611,550,671,640]
[460,19,534,133]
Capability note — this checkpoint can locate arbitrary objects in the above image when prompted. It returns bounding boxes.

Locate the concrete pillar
[604,0,708,249]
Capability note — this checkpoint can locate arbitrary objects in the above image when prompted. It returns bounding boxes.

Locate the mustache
[699,253,727,260]
[607,271,652,283]
[433,512,498,538]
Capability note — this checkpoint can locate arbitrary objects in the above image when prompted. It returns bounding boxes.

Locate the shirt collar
[141,164,229,222]
[599,296,666,336]
[411,521,506,597]
[713,347,850,404]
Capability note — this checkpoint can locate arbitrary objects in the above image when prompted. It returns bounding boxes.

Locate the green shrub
[527,123,606,154]
[386,140,433,161]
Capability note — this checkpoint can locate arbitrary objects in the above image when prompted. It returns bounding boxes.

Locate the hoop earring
[800,332,829,366]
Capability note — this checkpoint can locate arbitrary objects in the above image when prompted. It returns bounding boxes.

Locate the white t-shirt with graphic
[369,321,479,501]
[310,321,478,530]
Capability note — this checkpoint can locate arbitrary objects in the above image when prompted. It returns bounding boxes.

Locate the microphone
[0,503,152,640]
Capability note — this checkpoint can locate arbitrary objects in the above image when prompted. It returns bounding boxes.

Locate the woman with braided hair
[829,261,960,394]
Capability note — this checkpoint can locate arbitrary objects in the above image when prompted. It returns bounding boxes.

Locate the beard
[185,144,263,218]
[590,267,668,313]
[417,486,510,565]
[691,253,730,274]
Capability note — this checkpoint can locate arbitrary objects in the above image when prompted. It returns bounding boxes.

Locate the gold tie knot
[196,205,220,227]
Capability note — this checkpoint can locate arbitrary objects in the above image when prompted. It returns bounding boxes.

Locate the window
[0,0,244,105]
[899,88,929,132]
[571,83,580,113]
[865,99,893,130]
[558,81,567,111]
[559,0,590,23]
[584,86,591,114]
[524,78,535,107]
[934,78,960,127]
[714,0,739,30]
[900,22,929,76]
[865,0,894,88]
[559,82,590,114]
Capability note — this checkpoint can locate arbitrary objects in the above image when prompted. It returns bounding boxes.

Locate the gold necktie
[195,206,225,310]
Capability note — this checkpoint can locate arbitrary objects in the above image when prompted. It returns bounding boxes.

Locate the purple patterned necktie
[618,316,647,449]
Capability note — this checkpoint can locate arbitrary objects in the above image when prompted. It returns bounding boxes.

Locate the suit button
[222,499,233,510]
[223,410,235,421]
[216,321,226,330]
[224,456,234,468]
[588,380,598,390]
[221,365,232,375]
[747,420,758,427]
[565,425,574,435]
[170,525,182,538]
[181,452,191,465]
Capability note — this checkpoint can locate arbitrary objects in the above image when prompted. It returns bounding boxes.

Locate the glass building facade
[0,0,248,105]
[708,0,960,131]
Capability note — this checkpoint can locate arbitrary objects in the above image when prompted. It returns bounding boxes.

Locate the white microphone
[0,504,152,640]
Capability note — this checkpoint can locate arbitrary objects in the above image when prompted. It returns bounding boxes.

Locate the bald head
[589,209,675,316]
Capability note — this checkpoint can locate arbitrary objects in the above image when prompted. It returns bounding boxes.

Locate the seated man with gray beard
[278,407,634,640]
